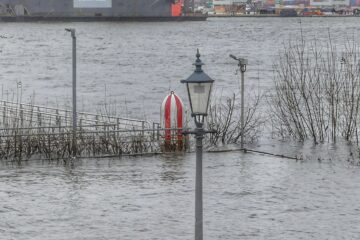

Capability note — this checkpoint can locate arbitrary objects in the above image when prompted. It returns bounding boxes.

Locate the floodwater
[1,18,360,239]
[0,17,359,120]
[1,152,360,240]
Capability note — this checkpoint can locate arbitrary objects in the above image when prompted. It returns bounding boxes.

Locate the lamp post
[181,49,214,240]
[65,28,77,157]
[229,54,247,149]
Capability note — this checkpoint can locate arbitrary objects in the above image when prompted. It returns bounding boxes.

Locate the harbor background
[0,17,358,121]
[1,17,360,239]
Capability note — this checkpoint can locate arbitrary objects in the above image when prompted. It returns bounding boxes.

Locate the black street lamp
[181,49,214,240]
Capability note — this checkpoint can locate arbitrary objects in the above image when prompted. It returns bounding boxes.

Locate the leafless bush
[0,129,161,161]
[269,34,360,144]
[0,90,163,161]
[206,91,264,146]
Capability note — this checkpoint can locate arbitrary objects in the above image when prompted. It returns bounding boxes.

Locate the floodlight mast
[66,28,77,157]
[229,54,247,149]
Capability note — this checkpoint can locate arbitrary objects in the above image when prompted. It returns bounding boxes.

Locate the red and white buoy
[160,91,184,150]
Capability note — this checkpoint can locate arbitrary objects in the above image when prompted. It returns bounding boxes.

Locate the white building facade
[310,0,350,6]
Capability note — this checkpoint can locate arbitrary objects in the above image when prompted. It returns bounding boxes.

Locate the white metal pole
[66,28,77,157]
[240,69,244,149]
[72,30,77,157]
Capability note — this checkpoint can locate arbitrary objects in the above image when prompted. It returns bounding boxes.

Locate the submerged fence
[0,100,188,160]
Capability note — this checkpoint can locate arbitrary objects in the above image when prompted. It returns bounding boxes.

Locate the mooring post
[2,104,5,126]
[96,115,99,131]
[141,121,145,138]
[58,116,62,132]
[152,122,156,141]
[56,109,60,126]
[37,107,42,131]
[117,118,120,137]
[66,28,77,157]
[157,123,160,141]
[64,111,68,127]
[80,118,83,131]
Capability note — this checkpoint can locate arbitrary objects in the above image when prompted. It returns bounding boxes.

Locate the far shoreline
[208,14,359,18]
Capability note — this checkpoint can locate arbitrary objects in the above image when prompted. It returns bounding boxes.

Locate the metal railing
[0,100,189,160]
[0,100,150,131]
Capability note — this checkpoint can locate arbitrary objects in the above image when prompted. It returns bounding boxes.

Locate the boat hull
[0,15,208,22]
[0,0,177,17]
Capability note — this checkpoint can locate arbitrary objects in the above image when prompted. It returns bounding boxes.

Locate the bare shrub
[269,35,360,144]
[206,91,264,146]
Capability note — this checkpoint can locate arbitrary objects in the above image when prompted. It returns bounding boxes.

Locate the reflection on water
[1,151,360,239]
[160,153,187,182]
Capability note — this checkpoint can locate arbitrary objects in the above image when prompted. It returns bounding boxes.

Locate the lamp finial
[194,49,204,72]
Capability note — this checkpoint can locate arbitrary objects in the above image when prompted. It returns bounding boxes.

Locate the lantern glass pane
[188,82,212,115]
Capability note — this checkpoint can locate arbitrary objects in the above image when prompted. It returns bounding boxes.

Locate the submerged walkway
[0,100,179,160]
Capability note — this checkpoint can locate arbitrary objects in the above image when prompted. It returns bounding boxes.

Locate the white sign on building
[310,0,350,6]
[332,0,350,5]
[74,0,112,8]
[213,0,247,5]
